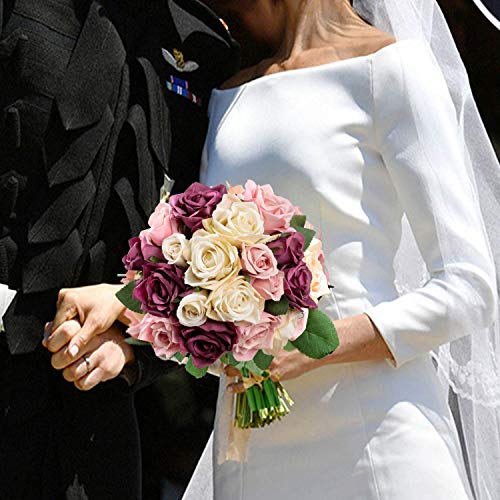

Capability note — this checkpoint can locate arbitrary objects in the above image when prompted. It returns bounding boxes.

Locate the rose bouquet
[117,180,339,429]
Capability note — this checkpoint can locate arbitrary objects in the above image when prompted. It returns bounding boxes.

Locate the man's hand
[49,284,129,360]
[46,320,135,391]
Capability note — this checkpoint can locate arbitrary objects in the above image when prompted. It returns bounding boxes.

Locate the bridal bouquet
[117,180,339,429]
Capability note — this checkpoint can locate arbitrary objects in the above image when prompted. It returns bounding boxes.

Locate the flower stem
[234,370,294,429]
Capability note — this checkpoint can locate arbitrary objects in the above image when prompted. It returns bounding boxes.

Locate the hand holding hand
[48,284,129,359]
[46,320,135,391]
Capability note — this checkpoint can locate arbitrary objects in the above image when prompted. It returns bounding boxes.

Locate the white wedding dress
[187,39,496,499]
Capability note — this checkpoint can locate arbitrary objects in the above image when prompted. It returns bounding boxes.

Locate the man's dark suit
[0,0,239,498]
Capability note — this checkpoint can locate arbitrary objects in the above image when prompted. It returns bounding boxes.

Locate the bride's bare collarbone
[219,30,396,90]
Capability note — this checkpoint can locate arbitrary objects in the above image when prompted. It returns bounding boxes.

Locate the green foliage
[125,337,150,347]
[222,352,245,369]
[290,215,306,228]
[291,309,339,359]
[185,356,208,378]
[295,226,316,251]
[253,350,274,370]
[243,360,266,377]
[265,296,290,316]
[115,281,143,314]
[172,352,186,362]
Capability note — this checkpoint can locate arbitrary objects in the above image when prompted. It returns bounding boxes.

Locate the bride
[183,0,500,499]
[40,0,499,498]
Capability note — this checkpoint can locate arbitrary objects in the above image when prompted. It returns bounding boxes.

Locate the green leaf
[243,360,265,377]
[284,341,296,351]
[115,281,143,314]
[291,309,339,359]
[295,227,316,251]
[253,350,274,370]
[172,352,186,362]
[264,296,290,316]
[185,356,208,378]
[290,215,306,228]
[125,337,150,347]
[224,351,245,369]
[149,256,163,263]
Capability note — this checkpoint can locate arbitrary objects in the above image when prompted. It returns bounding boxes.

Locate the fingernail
[42,330,50,346]
[69,345,79,357]
[44,322,53,334]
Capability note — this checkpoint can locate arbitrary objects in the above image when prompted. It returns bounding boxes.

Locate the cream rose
[176,291,209,327]
[303,237,330,302]
[185,232,241,289]
[264,308,309,356]
[203,194,265,247]
[162,233,190,267]
[206,276,264,324]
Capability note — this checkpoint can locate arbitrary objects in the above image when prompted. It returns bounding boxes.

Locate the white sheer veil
[183,1,500,499]
[352,0,500,498]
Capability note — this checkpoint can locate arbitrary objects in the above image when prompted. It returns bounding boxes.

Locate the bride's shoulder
[217,66,258,91]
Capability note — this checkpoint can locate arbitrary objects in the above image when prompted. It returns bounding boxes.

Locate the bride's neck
[276,0,368,59]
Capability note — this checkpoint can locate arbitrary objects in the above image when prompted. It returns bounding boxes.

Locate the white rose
[206,276,264,324]
[303,237,330,302]
[162,233,190,267]
[264,308,309,356]
[176,291,209,327]
[185,232,241,289]
[203,194,265,247]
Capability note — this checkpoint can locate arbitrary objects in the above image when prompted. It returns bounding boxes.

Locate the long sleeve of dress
[364,41,497,368]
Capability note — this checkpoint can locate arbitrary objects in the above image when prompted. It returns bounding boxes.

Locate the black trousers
[0,340,142,500]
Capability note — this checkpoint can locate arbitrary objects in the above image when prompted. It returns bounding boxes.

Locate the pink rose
[139,229,164,262]
[241,244,279,279]
[148,202,180,246]
[251,271,285,301]
[123,308,144,328]
[127,313,154,343]
[233,312,282,362]
[243,180,295,234]
[127,313,186,360]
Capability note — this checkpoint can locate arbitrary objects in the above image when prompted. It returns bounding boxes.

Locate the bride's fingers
[226,382,246,394]
[50,332,98,371]
[43,319,81,353]
[224,366,241,377]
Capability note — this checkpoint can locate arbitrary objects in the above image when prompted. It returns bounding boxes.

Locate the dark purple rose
[169,182,227,232]
[179,320,237,369]
[268,232,305,267]
[123,237,145,271]
[283,262,317,310]
[133,262,190,317]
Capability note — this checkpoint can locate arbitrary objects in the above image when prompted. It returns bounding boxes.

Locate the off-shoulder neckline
[213,38,419,95]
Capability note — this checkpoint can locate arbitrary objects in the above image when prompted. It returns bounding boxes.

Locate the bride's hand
[268,349,321,382]
[46,284,129,359]
[226,350,321,393]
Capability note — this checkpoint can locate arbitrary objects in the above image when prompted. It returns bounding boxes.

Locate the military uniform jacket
[0,1,239,498]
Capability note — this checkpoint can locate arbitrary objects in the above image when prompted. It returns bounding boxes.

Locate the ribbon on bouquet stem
[217,373,252,464]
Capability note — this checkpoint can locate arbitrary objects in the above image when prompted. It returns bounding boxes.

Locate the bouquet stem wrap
[236,367,294,429]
